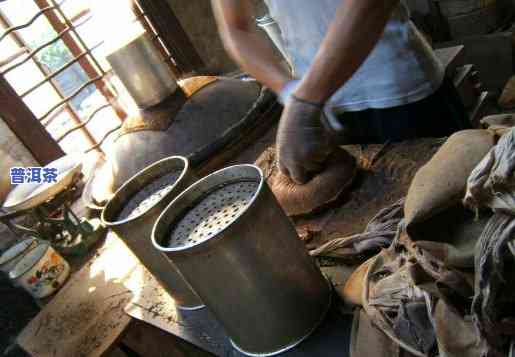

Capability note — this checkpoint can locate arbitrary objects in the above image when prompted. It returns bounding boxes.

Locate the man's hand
[277,96,335,184]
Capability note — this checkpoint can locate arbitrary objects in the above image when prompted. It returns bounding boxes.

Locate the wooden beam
[136,0,205,76]
[0,75,64,165]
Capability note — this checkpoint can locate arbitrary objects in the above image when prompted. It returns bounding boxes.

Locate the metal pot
[101,156,203,310]
[152,164,331,356]
[9,242,70,298]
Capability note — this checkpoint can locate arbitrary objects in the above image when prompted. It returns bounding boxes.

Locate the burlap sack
[472,213,515,356]
[362,233,474,357]
[255,147,357,216]
[350,309,417,357]
[481,113,515,130]
[407,205,491,269]
[465,128,515,215]
[405,130,495,228]
[339,258,373,307]
[433,300,481,357]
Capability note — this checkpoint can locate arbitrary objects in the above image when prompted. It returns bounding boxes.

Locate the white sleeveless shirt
[264,0,445,111]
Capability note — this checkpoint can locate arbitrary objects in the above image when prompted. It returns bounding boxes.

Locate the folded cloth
[309,199,404,261]
[464,128,515,214]
[472,213,515,357]
[350,309,418,357]
[463,128,515,356]
[361,229,474,357]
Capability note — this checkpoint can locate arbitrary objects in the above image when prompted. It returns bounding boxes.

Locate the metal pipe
[152,165,331,356]
[101,157,203,309]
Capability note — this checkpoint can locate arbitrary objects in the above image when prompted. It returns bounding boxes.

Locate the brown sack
[339,259,374,307]
[350,309,417,357]
[408,205,491,269]
[433,300,481,357]
[256,147,357,216]
[405,130,495,227]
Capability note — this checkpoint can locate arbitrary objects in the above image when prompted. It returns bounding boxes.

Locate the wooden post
[0,76,64,165]
[136,0,205,76]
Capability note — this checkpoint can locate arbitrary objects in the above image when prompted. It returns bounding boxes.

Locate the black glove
[276,95,336,184]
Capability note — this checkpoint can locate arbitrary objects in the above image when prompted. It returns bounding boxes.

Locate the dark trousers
[335,77,471,144]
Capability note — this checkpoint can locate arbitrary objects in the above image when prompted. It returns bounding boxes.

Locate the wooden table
[17,230,353,357]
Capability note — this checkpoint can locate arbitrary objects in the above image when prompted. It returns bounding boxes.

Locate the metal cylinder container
[101,156,203,310]
[152,165,331,356]
[106,31,178,109]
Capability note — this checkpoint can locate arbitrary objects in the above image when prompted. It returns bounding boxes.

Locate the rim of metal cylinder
[101,156,190,226]
[152,164,264,253]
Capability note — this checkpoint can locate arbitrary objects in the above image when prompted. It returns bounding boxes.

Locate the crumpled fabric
[462,128,515,356]
[309,199,404,261]
[464,128,515,214]
[471,213,515,357]
[360,230,474,357]
[433,299,481,357]
[350,308,418,357]
[407,205,490,269]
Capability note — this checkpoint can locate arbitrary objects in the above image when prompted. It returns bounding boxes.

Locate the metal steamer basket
[101,156,203,310]
[152,165,331,356]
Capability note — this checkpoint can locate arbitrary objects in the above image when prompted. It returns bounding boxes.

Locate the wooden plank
[469,91,492,127]
[437,32,513,92]
[434,45,465,77]
[17,234,135,357]
[454,64,480,109]
[0,76,64,165]
[122,320,215,357]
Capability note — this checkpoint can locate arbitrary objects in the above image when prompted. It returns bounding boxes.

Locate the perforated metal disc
[168,180,259,249]
[117,170,182,220]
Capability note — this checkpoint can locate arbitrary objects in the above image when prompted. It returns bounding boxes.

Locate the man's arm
[295,0,399,104]
[211,0,291,94]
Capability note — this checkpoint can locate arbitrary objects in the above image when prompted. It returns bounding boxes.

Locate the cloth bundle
[464,128,515,356]
[309,199,404,261]
[465,128,515,214]
[256,146,357,216]
[340,129,515,357]
[347,229,479,357]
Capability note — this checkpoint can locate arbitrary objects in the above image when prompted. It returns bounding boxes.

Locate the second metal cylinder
[102,156,203,310]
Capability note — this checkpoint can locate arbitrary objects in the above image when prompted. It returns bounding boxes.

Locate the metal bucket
[101,156,203,310]
[152,165,331,356]
[9,242,70,298]
[106,32,178,109]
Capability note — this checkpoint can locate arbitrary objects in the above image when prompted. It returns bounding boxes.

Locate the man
[211,0,470,184]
